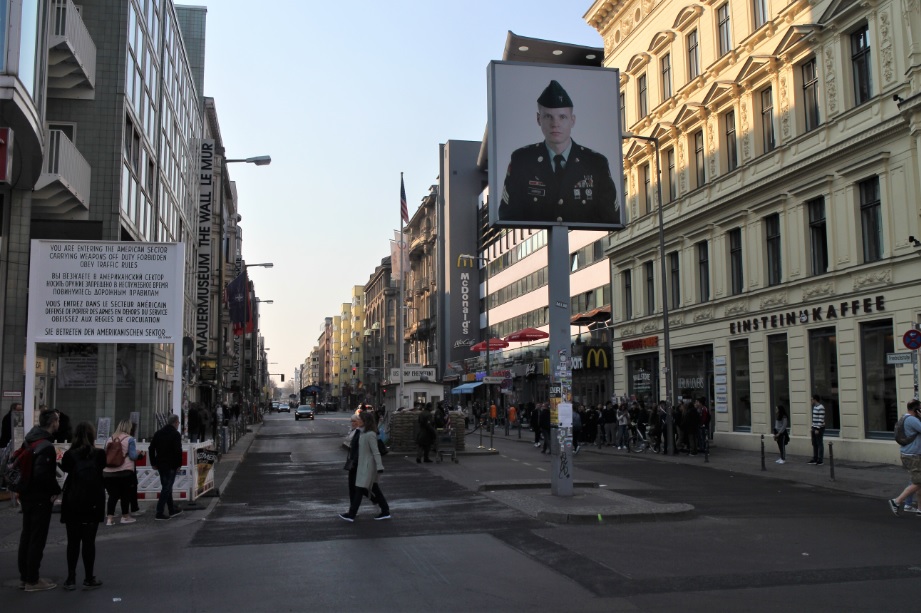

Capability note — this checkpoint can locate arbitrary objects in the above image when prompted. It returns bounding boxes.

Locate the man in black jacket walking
[149,414,183,520]
[18,408,61,591]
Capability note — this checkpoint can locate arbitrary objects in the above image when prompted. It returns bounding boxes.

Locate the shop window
[730,339,751,430]
[627,354,659,407]
[808,327,840,431]
[674,346,714,407]
[768,334,790,423]
[861,319,896,437]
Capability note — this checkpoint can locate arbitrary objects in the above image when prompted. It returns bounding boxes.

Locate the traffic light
[352,366,357,375]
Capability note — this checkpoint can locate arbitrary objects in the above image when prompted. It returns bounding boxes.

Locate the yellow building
[587,0,921,462]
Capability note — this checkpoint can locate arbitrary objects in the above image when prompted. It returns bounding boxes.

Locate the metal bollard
[489,420,496,451]
[828,441,835,481]
[478,420,484,449]
[518,418,522,439]
[760,434,766,471]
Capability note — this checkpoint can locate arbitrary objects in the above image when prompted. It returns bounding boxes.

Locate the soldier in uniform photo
[499,80,619,225]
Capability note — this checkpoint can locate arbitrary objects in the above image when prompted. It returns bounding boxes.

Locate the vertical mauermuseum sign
[26,240,185,343]
[196,139,215,355]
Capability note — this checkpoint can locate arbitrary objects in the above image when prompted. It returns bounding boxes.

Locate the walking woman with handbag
[60,421,106,590]
[339,411,390,522]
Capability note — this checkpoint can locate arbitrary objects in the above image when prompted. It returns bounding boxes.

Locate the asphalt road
[2,412,918,612]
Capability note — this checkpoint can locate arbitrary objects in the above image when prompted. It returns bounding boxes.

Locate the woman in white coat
[339,411,390,522]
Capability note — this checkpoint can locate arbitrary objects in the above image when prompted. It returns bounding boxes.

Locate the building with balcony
[404,185,438,369]
[1,0,206,435]
[363,256,398,407]
[587,0,921,462]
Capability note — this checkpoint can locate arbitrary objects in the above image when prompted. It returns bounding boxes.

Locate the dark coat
[149,424,182,470]
[538,407,551,430]
[20,427,61,501]
[499,140,619,225]
[60,447,106,524]
[416,410,436,446]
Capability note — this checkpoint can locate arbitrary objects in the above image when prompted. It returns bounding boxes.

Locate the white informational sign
[24,240,185,428]
[886,352,913,365]
[557,402,573,427]
[27,240,184,343]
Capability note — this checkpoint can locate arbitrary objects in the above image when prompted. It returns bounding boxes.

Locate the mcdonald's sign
[584,347,610,370]
[456,255,476,268]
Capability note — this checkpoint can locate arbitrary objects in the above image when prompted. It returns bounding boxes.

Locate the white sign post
[24,240,185,427]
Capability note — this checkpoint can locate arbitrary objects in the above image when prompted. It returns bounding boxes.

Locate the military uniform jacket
[499,140,619,226]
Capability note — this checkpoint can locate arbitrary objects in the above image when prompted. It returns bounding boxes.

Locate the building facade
[587,0,921,462]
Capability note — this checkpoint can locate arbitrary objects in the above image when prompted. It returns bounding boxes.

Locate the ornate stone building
[587,0,921,461]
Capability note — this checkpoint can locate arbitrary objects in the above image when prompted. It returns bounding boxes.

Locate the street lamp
[458,254,491,390]
[623,131,674,453]
[215,154,271,411]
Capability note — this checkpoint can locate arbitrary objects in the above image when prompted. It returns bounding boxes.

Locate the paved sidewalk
[0,423,263,553]
[418,426,911,523]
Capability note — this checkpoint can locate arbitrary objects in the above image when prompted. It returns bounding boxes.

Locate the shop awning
[450,382,484,394]
[570,305,612,326]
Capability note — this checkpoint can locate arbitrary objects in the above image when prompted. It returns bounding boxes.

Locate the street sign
[886,352,913,365]
[390,367,436,381]
[903,329,921,350]
[483,376,506,384]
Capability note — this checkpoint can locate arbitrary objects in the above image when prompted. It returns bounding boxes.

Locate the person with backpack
[16,408,61,592]
[888,399,921,516]
[103,419,140,526]
[60,421,106,590]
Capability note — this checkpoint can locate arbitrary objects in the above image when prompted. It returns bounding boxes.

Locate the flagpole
[398,173,405,410]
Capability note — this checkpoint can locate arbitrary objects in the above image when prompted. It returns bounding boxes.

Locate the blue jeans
[156,468,178,516]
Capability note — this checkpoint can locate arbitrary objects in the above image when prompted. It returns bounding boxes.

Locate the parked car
[294,405,315,420]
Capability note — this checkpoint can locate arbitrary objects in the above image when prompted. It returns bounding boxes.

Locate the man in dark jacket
[416,404,436,463]
[18,408,61,591]
[149,414,183,520]
[539,403,552,454]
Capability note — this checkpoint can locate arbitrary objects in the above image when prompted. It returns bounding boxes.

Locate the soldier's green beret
[537,80,573,108]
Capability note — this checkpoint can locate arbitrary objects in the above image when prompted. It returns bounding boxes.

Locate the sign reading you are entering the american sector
[27,240,184,344]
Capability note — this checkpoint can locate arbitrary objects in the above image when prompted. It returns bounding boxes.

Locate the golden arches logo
[585,348,609,369]
[456,256,476,268]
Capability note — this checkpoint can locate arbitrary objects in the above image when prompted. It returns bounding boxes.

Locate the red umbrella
[470,338,510,351]
[504,327,550,342]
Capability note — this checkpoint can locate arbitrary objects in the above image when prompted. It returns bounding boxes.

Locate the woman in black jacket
[60,421,106,590]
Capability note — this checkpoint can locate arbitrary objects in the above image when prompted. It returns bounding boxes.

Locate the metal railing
[50,0,97,88]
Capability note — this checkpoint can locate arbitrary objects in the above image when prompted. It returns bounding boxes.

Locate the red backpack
[5,440,49,493]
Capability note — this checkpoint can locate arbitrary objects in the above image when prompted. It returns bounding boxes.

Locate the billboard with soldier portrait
[488,61,624,231]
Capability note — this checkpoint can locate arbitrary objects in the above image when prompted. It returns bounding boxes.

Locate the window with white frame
[638,74,648,118]
[808,197,828,275]
[623,269,633,321]
[661,53,672,99]
[697,241,710,302]
[765,213,782,286]
[669,251,681,309]
[802,58,820,132]
[718,4,732,57]
[725,109,738,172]
[642,162,652,215]
[645,260,656,316]
[761,86,775,153]
[850,24,872,106]
[693,130,705,188]
[729,227,744,295]
[753,0,767,29]
[666,148,676,202]
[688,30,700,80]
[859,176,882,263]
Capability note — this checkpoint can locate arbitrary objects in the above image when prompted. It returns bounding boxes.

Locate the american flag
[400,174,409,224]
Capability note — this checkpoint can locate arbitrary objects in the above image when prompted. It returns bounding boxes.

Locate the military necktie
[553,154,565,174]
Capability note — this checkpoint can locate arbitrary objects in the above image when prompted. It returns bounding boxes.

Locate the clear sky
[202,0,605,383]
